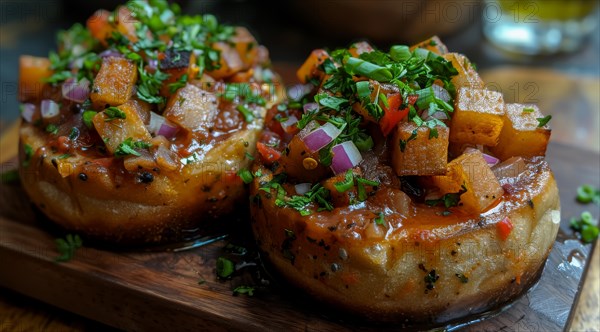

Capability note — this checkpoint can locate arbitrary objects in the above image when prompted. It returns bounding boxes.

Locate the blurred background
[0,1,599,330]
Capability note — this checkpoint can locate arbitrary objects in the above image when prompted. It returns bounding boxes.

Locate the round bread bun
[248,38,559,325]
[250,157,559,324]
[17,2,282,244]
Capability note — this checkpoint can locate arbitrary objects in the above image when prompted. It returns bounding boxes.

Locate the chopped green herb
[46,124,59,135]
[244,152,254,160]
[216,257,235,279]
[522,108,535,113]
[236,104,254,122]
[536,115,552,127]
[570,211,599,243]
[237,169,254,184]
[399,129,418,152]
[104,107,126,121]
[233,285,255,296]
[344,57,393,82]
[576,184,600,205]
[57,154,71,159]
[55,234,82,262]
[426,186,467,208]
[334,170,355,192]
[114,138,151,157]
[374,212,385,225]
[82,110,97,128]
[315,93,348,111]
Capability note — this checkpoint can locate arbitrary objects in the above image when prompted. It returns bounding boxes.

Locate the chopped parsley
[103,107,126,121]
[399,129,418,152]
[425,185,467,208]
[55,234,83,262]
[536,115,552,127]
[374,212,385,225]
[114,138,151,157]
[522,107,535,113]
[46,124,59,135]
[237,169,254,184]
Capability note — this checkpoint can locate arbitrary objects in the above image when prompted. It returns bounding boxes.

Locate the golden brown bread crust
[250,159,560,324]
[19,112,265,244]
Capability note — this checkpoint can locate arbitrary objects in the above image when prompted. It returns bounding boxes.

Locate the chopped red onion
[41,99,59,119]
[432,84,451,102]
[303,102,319,113]
[331,141,363,174]
[280,115,299,134]
[157,122,178,138]
[147,112,178,139]
[482,153,500,166]
[148,112,165,134]
[288,84,313,101]
[20,103,35,123]
[148,59,158,70]
[294,183,312,195]
[302,122,342,152]
[62,78,90,103]
[99,49,123,58]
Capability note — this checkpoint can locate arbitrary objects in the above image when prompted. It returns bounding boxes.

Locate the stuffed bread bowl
[248,37,559,324]
[18,0,283,244]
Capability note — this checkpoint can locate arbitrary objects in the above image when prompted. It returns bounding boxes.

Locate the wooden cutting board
[0,140,597,332]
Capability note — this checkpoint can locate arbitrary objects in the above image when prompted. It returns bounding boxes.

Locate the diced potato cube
[158,49,196,97]
[90,57,138,109]
[206,42,244,79]
[163,84,218,141]
[450,87,505,146]
[18,56,52,102]
[231,27,259,68]
[432,149,504,213]
[296,49,329,84]
[349,41,374,57]
[489,104,551,160]
[443,53,484,90]
[392,122,449,176]
[409,36,448,55]
[93,99,152,155]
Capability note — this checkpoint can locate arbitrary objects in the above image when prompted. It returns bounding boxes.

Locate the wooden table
[0,68,598,331]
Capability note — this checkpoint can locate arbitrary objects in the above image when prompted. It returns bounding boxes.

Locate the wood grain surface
[0,68,598,331]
